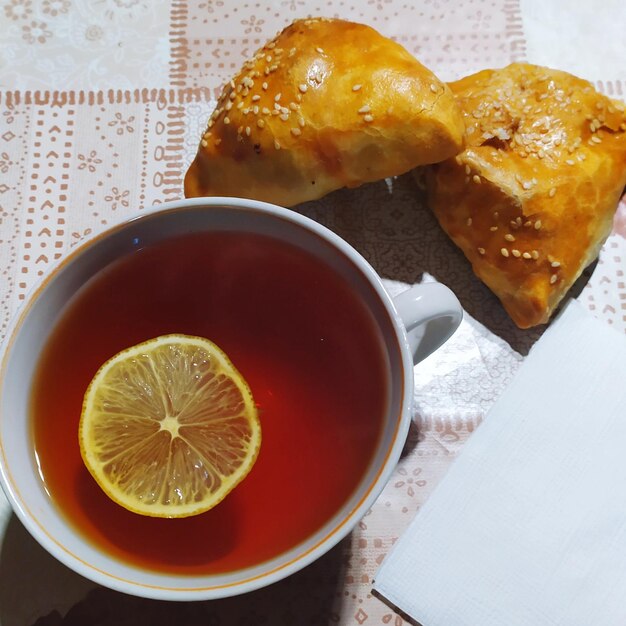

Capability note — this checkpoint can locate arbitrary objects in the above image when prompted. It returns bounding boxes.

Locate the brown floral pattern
[104,186,129,210]
[107,112,135,135]
[77,150,102,172]
[3,0,32,20]
[42,0,69,16]
[199,0,223,13]
[21,20,52,44]
[241,14,264,34]
[0,152,13,174]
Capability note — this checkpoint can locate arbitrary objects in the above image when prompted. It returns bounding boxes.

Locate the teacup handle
[393,283,463,365]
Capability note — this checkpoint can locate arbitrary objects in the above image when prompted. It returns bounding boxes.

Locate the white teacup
[0,197,461,600]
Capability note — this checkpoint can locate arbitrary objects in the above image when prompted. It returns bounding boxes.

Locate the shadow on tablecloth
[296,172,594,356]
[0,511,349,626]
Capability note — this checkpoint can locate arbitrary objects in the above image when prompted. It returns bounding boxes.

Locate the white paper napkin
[374,300,626,626]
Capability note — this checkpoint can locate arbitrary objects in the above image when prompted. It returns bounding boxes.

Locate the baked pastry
[184,17,464,207]
[426,63,626,328]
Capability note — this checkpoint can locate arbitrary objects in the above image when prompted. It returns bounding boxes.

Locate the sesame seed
[225,101,233,111]
[237,125,243,135]
[289,102,299,111]
[274,93,282,102]
[510,221,519,229]
[244,126,250,136]
[296,94,302,102]
[493,211,499,219]
[511,249,521,258]
[549,187,556,197]
[551,261,560,268]
[230,80,236,89]
[352,84,362,92]
[291,127,302,136]
[531,250,539,259]
[267,42,276,50]
[472,175,481,184]
[516,217,522,225]
[522,181,533,190]
[257,119,265,128]
[214,138,221,146]
[550,274,558,284]
[522,252,532,259]
[262,107,270,115]
[266,55,272,63]
[465,165,471,175]
[565,159,575,165]
[274,140,281,150]
[363,114,374,123]
[298,117,305,128]
[430,83,438,93]
[229,91,236,100]
[591,135,602,144]
[466,218,473,226]
[504,234,516,242]
[299,84,308,93]
[269,65,278,72]
[271,110,280,116]
[274,103,281,111]
[501,248,510,257]
[358,105,371,114]
[534,220,542,230]
[243,107,250,115]
[524,221,532,228]
[223,117,230,125]
[478,247,486,255]
[251,95,261,102]
[490,225,498,232]
[316,47,324,54]
[620,123,626,131]
[253,105,259,115]
[262,82,268,91]
[201,139,208,147]
[237,102,244,110]
[280,113,289,121]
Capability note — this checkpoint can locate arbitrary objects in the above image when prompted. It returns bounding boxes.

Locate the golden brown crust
[426,63,626,328]
[184,17,464,207]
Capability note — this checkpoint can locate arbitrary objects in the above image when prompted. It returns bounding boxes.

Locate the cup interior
[0,198,411,600]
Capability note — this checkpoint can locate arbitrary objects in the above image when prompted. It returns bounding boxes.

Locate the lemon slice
[79,334,261,518]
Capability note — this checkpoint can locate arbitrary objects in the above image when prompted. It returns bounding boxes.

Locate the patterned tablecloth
[0,1,625,625]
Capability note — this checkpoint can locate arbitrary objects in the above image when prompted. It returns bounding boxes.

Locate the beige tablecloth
[0,1,625,624]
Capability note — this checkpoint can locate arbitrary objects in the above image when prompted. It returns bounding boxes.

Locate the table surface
[0,1,625,624]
